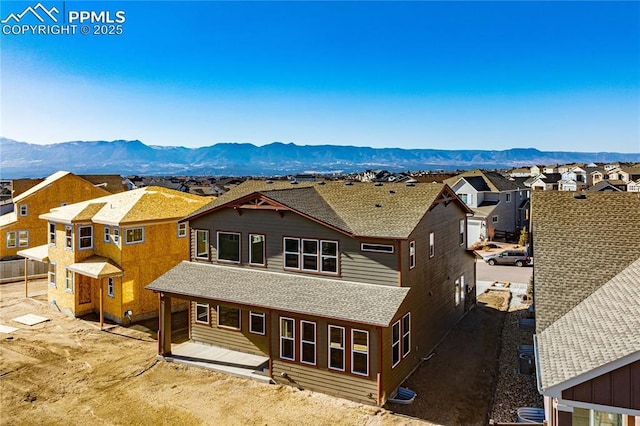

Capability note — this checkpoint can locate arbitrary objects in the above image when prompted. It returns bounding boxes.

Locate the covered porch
[16,244,49,298]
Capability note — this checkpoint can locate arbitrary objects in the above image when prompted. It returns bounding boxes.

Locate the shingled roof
[531,192,640,333]
[185,180,471,239]
[444,170,522,192]
[536,257,640,393]
[147,261,410,327]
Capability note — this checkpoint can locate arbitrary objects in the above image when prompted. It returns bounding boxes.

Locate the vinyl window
[49,223,56,246]
[455,278,461,306]
[18,230,29,247]
[107,277,115,298]
[459,219,465,246]
[284,238,338,274]
[283,237,300,269]
[195,303,209,324]
[112,227,120,245]
[125,227,144,244]
[249,311,265,335]
[78,225,93,249]
[321,241,338,273]
[217,232,240,263]
[391,320,401,367]
[65,268,74,292]
[506,193,512,203]
[195,230,209,259]
[280,317,295,361]
[48,262,56,287]
[217,305,240,330]
[429,232,435,258]
[492,216,499,224]
[104,226,111,243]
[302,239,319,271]
[360,243,394,253]
[6,231,16,248]
[460,275,466,303]
[300,320,316,365]
[328,325,345,371]
[249,234,265,266]
[177,223,188,238]
[409,240,416,269]
[402,313,411,357]
[19,204,28,216]
[65,226,73,249]
[351,329,369,376]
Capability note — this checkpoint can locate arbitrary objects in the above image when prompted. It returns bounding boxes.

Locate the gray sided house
[531,192,640,425]
[444,170,529,247]
[147,180,476,405]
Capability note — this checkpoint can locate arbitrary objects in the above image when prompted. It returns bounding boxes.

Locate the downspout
[24,257,28,298]
[397,240,402,286]
[377,326,384,405]
[533,334,543,394]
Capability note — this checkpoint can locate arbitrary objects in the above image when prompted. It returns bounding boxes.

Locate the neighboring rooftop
[40,186,211,225]
[444,169,522,192]
[185,180,471,239]
[537,257,640,392]
[147,261,410,327]
[531,191,640,333]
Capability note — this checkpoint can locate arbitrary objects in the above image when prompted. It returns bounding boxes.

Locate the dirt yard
[1,280,511,426]
[0,280,427,426]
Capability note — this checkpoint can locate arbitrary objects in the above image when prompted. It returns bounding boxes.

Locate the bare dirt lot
[0,280,426,426]
[0,280,517,426]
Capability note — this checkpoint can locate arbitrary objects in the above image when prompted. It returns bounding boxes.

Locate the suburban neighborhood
[0,166,638,425]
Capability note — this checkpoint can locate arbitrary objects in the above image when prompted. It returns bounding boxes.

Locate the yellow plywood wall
[47,223,79,314]
[119,221,190,319]
[1,174,110,257]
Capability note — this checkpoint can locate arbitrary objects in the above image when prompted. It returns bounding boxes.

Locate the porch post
[99,279,104,330]
[159,292,172,356]
[24,258,28,298]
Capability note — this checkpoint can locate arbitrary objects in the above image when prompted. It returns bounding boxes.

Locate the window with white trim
[409,240,416,269]
[6,231,16,248]
[283,237,300,269]
[49,223,56,246]
[195,303,209,324]
[217,305,240,330]
[402,313,411,357]
[351,329,369,376]
[65,226,73,249]
[104,226,111,243]
[78,225,93,249]
[125,227,144,244]
[65,268,74,292]
[19,204,28,216]
[177,223,187,238]
[280,317,295,361]
[459,219,465,246]
[492,216,499,224]
[284,238,338,274]
[461,275,466,303]
[302,239,319,271]
[361,243,394,253]
[249,234,265,266]
[328,325,345,371]
[18,230,28,247]
[429,232,435,258]
[195,230,209,259]
[455,278,461,306]
[48,262,56,287]
[391,320,401,367]
[107,277,115,298]
[249,311,265,335]
[506,192,512,203]
[112,227,120,245]
[217,232,240,263]
[301,320,316,365]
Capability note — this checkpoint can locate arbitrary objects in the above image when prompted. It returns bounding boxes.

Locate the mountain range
[1,137,639,179]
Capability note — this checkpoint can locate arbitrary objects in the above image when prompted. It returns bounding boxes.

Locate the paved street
[476,258,533,284]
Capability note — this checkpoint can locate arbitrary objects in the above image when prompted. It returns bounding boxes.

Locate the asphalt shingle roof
[186,180,468,239]
[537,257,640,391]
[531,191,640,333]
[444,170,521,192]
[146,261,410,327]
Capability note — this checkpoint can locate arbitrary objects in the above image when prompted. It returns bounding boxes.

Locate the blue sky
[1,1,639,152]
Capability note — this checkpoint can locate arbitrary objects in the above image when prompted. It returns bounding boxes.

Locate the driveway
[476,258,532,285]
